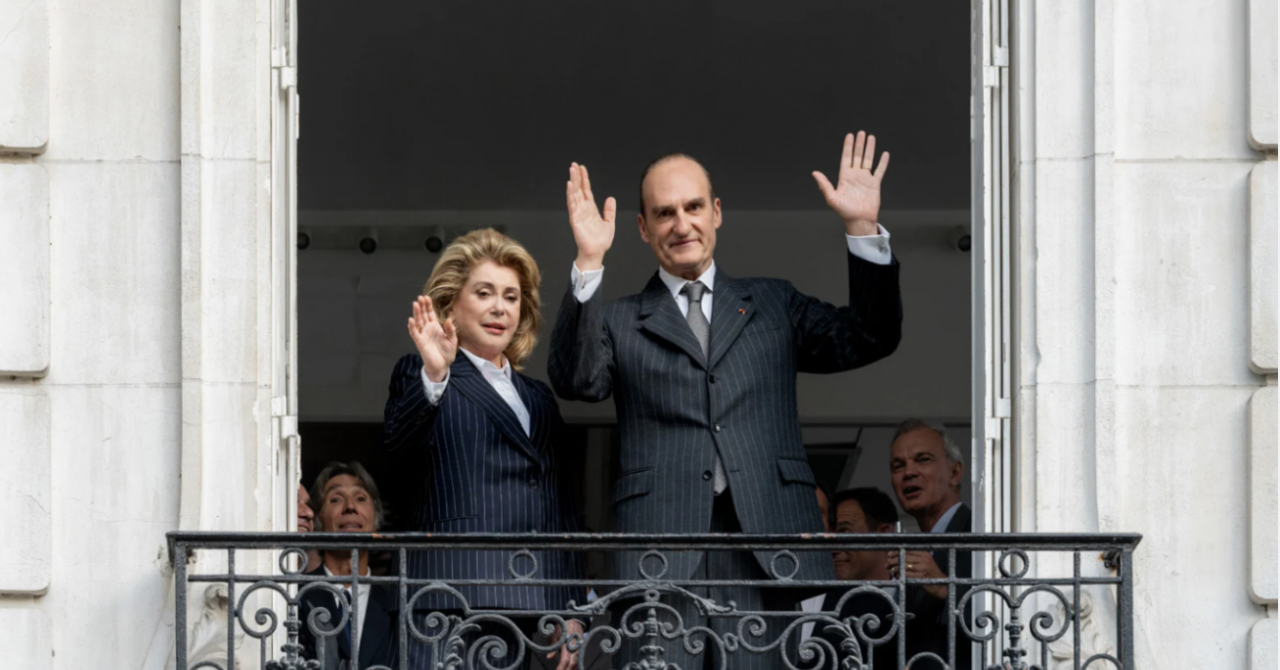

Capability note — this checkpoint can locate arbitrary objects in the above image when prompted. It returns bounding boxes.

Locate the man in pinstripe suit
[549,132,902,669]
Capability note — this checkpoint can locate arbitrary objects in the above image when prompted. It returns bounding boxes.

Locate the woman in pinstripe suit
[383,228,585,670]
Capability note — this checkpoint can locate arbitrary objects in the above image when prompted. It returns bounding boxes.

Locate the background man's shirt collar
[930,501,964,533]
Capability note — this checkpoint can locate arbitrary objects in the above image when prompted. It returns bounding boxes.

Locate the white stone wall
[0,0,1274,667]
[0,0,282,667]
[1017,0,1276,667]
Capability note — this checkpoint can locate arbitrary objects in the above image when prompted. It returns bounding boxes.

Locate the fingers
[812,171,835,200]
[603,196,617,224]
[421,295,436,323]
[863,134,876,170]
[840,133,854,172]
[873,151,891,180]
[851,131,867,170]
[581,164,595,203]
[569,163,582,194]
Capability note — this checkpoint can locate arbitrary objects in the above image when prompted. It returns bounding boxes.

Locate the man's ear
[637,214,650,244]
[950,460,965,489]
[876,523,895,533]
[712,198,722,230]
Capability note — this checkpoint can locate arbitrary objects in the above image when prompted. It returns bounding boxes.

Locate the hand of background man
[886,549,949,601]
[566,162,616,271]
[812,131,890,237]
[548,618,585,670]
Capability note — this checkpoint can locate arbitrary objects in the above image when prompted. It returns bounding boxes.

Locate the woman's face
[451,260,522,364]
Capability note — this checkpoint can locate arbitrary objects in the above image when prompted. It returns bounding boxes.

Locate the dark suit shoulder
[394,352,424,371]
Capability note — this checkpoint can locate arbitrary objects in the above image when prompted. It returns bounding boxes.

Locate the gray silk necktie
[681,281,727,494]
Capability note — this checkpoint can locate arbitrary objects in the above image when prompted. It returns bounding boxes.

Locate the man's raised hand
[812,131,890,237]
[407,295,457,383]
[566,163,616,271]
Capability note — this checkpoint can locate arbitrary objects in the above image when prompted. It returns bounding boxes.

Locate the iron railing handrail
[166,531,1141,563]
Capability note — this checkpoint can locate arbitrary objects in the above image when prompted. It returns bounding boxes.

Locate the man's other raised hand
[566,163,616,271]
[812,131,890,237]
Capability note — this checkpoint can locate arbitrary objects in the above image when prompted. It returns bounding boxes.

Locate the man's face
[296,484,315,533]
[637,157,722,279]
[317,474,376,533]
[815,487,831,534]
[832,500,893,580]
[889,428,962,518]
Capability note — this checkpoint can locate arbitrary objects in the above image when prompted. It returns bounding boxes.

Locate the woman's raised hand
[408,295,457,383]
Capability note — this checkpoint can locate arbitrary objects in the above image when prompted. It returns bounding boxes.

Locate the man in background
[299,462,398,669]
[886,419,972,670]
[297,484,319,572]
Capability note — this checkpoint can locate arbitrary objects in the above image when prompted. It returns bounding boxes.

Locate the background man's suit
[298,568,398,669]
[905,502,973,670]
[549,251,901,667]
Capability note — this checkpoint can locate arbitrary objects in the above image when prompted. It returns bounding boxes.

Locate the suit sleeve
[548,283,616,402]
[789,251,902,374]
[383,353,442,454]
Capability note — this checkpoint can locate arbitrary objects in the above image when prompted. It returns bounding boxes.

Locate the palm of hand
[565,163,616,262]
[812,131,890,227]
[414,321,456,370]
[828,173,881,224]
[570,199,613,257]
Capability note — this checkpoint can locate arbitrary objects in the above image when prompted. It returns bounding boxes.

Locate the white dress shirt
[930,502,963,533]
[570,224,893,303]
[323,564,371,638]
[420,348,531,436]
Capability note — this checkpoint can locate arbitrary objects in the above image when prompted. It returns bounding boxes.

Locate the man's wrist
[844,218,879,237]
[575,253,605,272]
[424,366,447,383]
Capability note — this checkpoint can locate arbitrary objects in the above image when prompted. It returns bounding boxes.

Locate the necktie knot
[681,280,708,304]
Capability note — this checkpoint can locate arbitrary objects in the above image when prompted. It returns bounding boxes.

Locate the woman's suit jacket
[383,353,586,612]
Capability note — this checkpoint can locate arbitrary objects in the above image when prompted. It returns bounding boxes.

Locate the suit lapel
[637,273,708,370]
[707,273,754,370]
[512,372,551,458]
[447,356,539,461]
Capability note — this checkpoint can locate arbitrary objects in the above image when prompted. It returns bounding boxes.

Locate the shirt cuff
[845,223,892,265]
[419,367,449,405]
[570,263,604,303]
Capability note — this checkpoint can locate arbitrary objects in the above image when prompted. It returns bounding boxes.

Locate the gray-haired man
[886,419,972,670]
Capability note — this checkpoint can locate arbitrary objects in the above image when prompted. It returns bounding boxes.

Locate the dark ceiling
[299,0,972,212]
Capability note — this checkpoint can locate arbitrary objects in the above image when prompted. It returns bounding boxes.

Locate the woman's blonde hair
[422,228,542,368]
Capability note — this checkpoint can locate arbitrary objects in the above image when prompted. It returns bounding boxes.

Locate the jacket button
[702,470,713,481]
[713,423,721,433]
[709,375,717,384]
[529,479,538,489]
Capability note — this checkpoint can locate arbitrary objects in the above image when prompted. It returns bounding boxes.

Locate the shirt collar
[322,564,371,578]
[929,502,963,533]
[657,261,717,301]
[460,347,511,380]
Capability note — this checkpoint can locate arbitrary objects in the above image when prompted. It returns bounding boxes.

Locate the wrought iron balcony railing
[168,531,1140,670]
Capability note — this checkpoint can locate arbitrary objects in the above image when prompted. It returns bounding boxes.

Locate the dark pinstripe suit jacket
[383,353,586,611]
[549,252,901,580]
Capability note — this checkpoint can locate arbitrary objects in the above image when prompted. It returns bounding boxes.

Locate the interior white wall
[298,209,972,423]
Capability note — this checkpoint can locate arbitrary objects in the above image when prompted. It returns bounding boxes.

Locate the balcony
[168,532,1140,670]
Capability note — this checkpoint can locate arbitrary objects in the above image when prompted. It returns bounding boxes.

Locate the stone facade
[0,0,1273,668]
